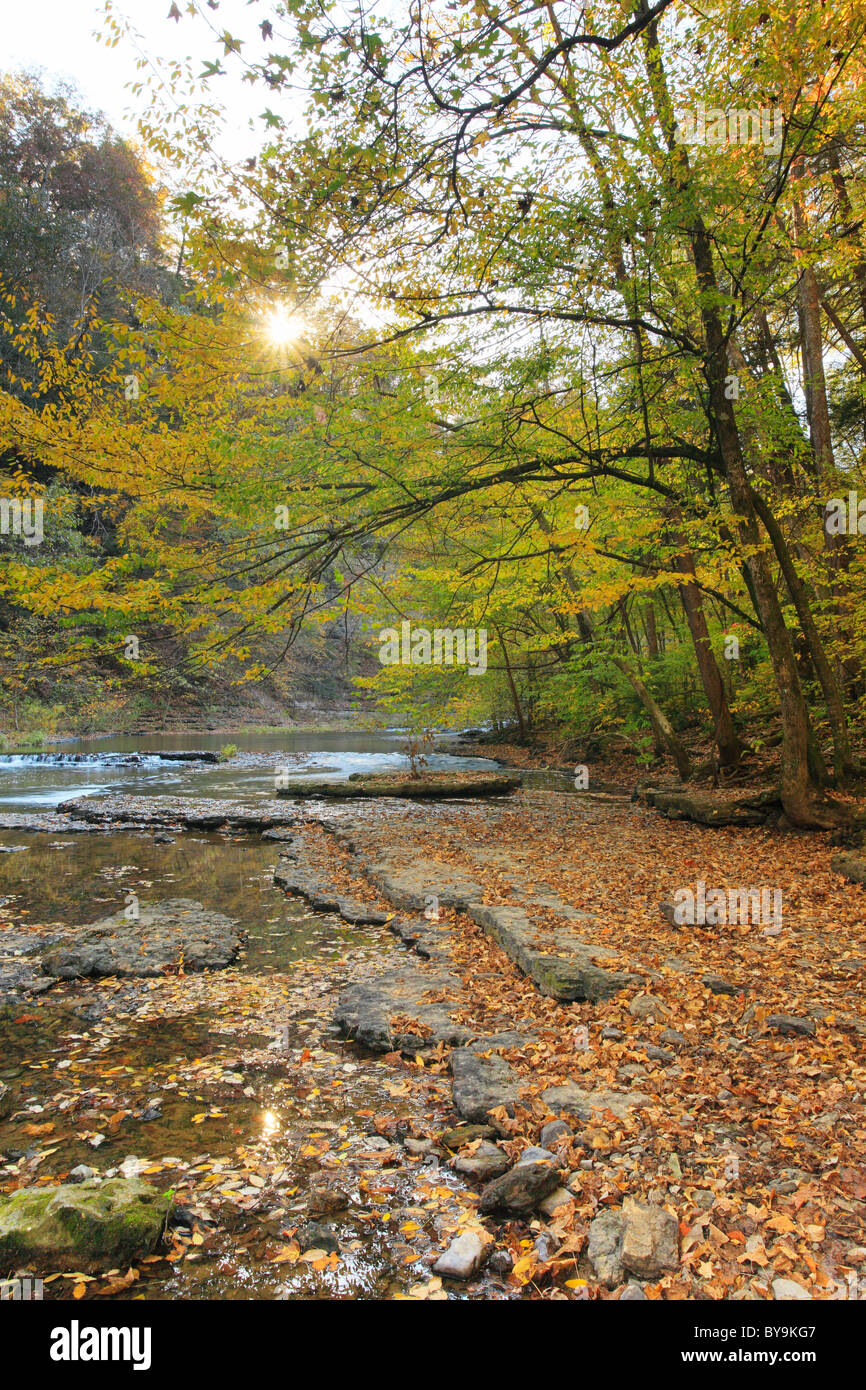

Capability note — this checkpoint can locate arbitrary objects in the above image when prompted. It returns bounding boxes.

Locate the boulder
[468,902,636,1003]
[619,1197,679,1278]
[307,1183,350,1217]
[0,1179,171,1266]
[479,1160,560,1215]
[334,965,473,1053]
[588,1199,679,1287]
[588,1209,627,1287]
[538,1186,574,1218]
[540,1119,572,1148]
[296,1221,339,1254]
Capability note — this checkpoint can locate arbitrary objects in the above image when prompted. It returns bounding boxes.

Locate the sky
[2,0,288,159]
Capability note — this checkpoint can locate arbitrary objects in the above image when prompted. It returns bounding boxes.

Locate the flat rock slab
[541,1082,651,1123]
[450,1047,525,1124]
[468,902,637,1003]
[273,863,391,924]
[0,1178,171,1267]
[0,925,68,1003]
[41,898,244,979]
[365,855,485,913]
[0,812,119,833]
[275,773,520,800]
[334,963,475,1053]
[57,796,301,831]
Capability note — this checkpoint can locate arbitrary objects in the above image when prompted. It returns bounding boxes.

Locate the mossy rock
[275,772,520,800]
[0,1178,172,1269]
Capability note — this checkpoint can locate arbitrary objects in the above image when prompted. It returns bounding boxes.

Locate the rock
[766,1014,817,1037]
[41,899,244,979]
[450,1048,523,1125]
[479,1160,560,1215]
[334,965,474,1053]
[488,1249,513,1275]
[0,1178,171,1266]
[644,1045,676,1065]
[831,851,866,884]
[440,1124,496,1149]
[516,1146,555,1165]
[538,1186,573,1218]
[620,1281,648,1300]
[0,1081,10,1120]
[453,1141,510,1182]
[307,1183,350,1217]
[702,975,739,996]
[57,795,299,831]
[772,1277,812,1301]
[620,1198,679,1278]
[660,1028,687,1048]
[540,1119,572,1148]
[628,993,668,1021]
[541,1082,650,1124]
[275,773,520,800]
[588,1199,679,1287]
[660,897,681,927]
[153,832,175,844]
[404,1138,434,1156]
[433,1230,486,1279]
[468,901,637,1003]
[534,1232,559,1261]
[601,1026,623,1041]
[296,1221,340,1254]
[588,1209,626,1287]
[67,1164,97,1182]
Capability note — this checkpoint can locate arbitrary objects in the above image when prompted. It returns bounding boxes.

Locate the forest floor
[288,786,866,1299]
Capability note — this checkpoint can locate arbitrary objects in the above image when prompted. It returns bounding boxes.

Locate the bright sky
[2,0,289,158]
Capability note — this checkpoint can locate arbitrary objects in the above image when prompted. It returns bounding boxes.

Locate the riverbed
[0,732,525,1300]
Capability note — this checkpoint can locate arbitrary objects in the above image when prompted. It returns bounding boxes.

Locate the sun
[264,306,304,347]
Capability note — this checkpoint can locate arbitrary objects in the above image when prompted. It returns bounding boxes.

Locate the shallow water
[0,730,500,810]
[0,819,511,1300]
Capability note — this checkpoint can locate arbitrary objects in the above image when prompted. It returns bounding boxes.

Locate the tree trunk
[673,548,743,767]
[639,20,836,826]
[612,657,692,781]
